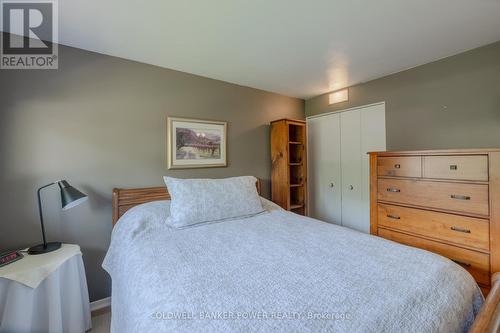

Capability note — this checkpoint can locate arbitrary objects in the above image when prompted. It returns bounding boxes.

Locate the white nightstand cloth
[0,254,91,333]
[0,244,81,288]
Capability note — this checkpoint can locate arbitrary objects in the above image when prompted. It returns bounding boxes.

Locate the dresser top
[368,148,500,156]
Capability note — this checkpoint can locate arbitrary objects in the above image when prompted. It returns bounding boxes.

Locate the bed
[103,180,499,333]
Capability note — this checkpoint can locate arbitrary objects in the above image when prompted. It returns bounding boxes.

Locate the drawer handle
[450,165,458,170]
[450,194,471,200]
[450,226,471,233]
[387,214,401,220]
[386,188,401,193]
[394,164,401,169]
[452,259,471,268]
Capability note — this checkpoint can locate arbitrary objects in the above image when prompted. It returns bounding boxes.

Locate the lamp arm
[37,182,57,248]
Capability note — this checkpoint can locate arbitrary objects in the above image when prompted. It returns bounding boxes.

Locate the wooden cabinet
[369,149,500,295]
[270,119,307,215]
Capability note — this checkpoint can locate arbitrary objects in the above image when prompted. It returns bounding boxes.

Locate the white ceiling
[13,1,500,98]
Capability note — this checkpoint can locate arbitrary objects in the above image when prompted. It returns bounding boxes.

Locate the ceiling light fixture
[328,89,349,105]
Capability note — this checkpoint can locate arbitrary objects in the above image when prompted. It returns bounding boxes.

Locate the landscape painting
[168,117,227,169]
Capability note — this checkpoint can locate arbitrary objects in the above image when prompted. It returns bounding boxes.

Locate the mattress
[103,199,483,333]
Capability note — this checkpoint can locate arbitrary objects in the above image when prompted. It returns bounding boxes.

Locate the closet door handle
[452,259,471,268]
[451,226,471,233]
[386,188,400,193]
[387,214,400,220]
[451,194,470,201]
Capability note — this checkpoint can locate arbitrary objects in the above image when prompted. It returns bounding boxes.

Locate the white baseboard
[90,297,111,312]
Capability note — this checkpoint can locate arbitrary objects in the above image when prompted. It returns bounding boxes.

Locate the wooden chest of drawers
[369,149,500,294]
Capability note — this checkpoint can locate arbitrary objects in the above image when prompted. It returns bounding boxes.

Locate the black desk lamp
[28,180,88,255]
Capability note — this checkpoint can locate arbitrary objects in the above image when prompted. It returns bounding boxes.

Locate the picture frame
[167,117,227,169]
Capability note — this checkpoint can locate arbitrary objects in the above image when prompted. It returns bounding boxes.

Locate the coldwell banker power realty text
[1,0,58,69]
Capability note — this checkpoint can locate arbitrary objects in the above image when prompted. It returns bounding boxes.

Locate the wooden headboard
[112,179,262,225]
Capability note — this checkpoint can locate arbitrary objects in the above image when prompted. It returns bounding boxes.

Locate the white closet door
[307,114,342,224]
[360,104,386,230]
[340,110,364,231]
[341,104,386,233]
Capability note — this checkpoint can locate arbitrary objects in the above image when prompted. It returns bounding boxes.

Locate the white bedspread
[103,200,483,333]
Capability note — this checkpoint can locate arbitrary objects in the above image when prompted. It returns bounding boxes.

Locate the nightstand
[0,244,91,333]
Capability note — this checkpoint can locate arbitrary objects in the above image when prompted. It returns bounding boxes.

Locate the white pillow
[164,176,265,228]
[260,197,284,212]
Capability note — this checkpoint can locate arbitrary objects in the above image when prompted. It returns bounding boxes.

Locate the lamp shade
[58,180,88,210]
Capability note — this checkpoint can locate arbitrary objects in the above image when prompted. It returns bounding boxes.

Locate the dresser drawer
[378,178,489,216]
[377,204,489,251]
[423,155,488,181]
[378,228,491,285]
[378,156,421,178]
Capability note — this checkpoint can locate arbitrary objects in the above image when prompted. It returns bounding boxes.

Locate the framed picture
[167,117,227,169]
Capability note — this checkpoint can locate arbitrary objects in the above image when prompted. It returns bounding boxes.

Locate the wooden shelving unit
[270,119,307,216]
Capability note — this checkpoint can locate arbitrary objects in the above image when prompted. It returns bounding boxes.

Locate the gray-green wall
[0,36,304,301]
[306,41,500,150]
